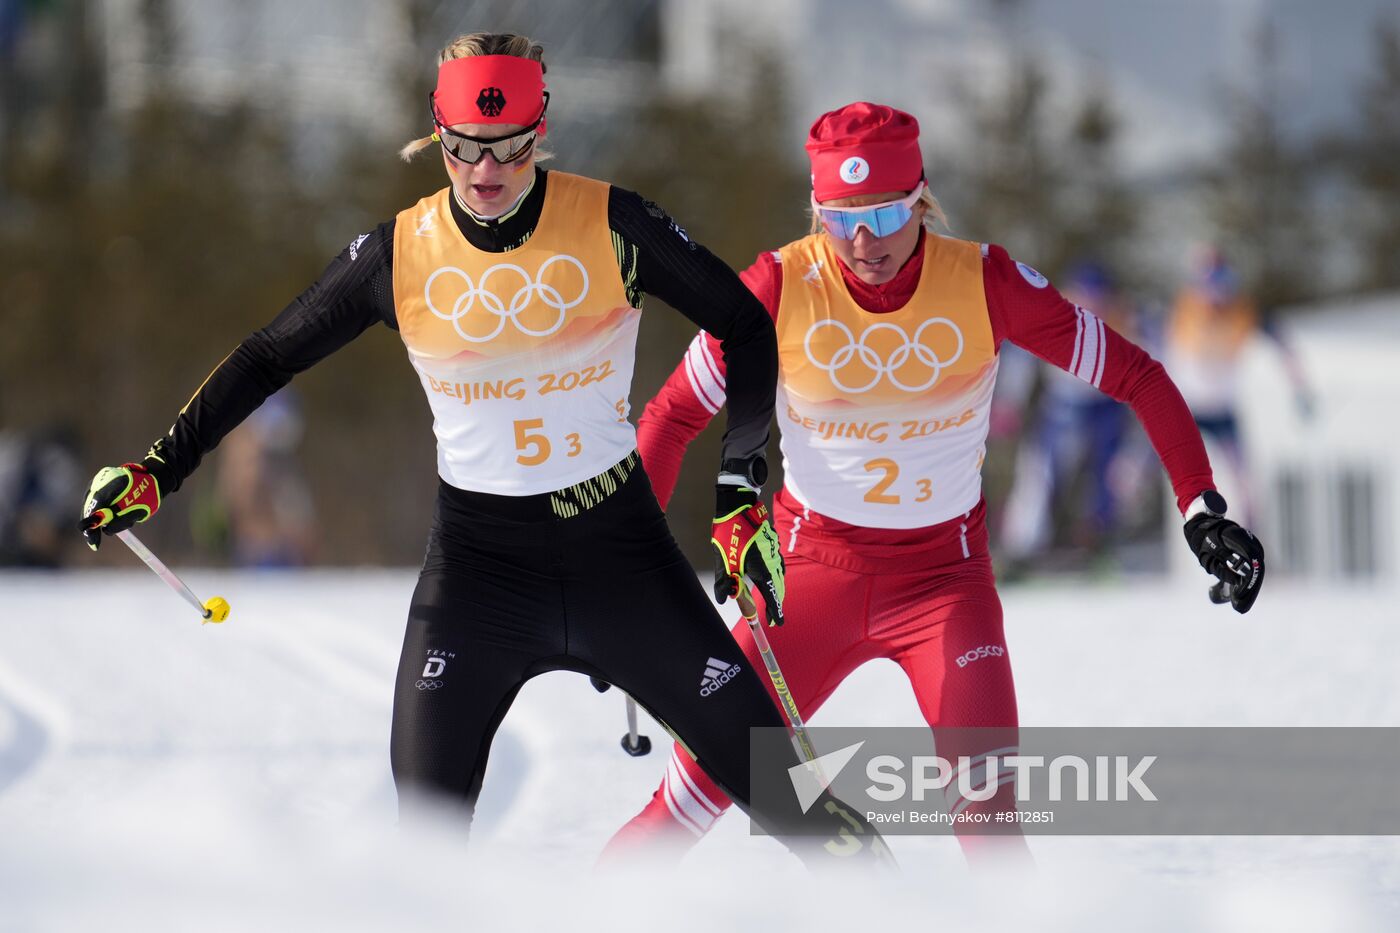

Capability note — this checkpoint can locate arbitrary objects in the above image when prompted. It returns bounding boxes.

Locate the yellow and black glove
[711,482,785,626]
[79,461,163,551]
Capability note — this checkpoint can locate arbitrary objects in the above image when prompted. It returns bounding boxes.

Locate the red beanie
[805,102,923,202]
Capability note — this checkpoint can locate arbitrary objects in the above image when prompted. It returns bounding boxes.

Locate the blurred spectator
[1163,247,1260,518]
[205,389,317,568]
[0,424,82,568]
[1165,248,1259,453]
[1000,263,1146,568]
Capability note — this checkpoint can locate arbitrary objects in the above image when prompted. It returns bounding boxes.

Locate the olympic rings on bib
[804,317,964,394]
[424,255,590,344]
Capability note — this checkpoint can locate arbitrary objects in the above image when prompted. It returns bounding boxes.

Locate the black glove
[1183,493,1265,614]
[711,482,785,626]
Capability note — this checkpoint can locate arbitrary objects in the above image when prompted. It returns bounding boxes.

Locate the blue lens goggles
[813,184,924,240]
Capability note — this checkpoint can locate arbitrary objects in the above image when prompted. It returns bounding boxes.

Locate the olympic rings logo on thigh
[424,255,590,344]
[804,317,964,393]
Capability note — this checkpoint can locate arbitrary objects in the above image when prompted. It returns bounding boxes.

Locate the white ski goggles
[813,183,924,240]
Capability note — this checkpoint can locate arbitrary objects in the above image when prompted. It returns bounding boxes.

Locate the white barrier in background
[1236,292,1400,583]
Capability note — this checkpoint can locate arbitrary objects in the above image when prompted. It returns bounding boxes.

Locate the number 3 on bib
[862,458,933,505]
[514,419,583,466]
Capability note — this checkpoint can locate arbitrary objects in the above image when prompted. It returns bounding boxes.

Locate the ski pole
[621,694,652,756]
[591,676,652,756]
[740,588,893,865]
[115,529,231,624]
[736,587,817,764]
[602,588,812,763]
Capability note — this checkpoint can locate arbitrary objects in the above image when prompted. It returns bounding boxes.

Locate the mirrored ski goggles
[813,183,925,240]
[429,91,549,164]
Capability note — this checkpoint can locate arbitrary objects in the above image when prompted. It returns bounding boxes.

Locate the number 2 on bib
[863,458,900,504]
[862,458,933,505]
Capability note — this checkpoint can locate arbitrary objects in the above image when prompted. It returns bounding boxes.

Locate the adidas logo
[699,657,742,697]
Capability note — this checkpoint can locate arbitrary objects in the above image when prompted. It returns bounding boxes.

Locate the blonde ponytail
[918,185,949,232]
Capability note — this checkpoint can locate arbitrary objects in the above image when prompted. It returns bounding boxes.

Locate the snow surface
[1,569,1397,931]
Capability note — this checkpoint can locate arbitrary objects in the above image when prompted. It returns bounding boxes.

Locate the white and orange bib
[394,174,639,494]
[776,234,998,528]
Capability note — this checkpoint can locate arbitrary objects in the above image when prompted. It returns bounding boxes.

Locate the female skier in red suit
[603,102,1264,863]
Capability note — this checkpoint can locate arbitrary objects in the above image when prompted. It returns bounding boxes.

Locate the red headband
[433,55,547,128]
[805,102,923,202]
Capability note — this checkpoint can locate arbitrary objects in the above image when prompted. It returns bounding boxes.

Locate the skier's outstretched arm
[80,223,397,548]
[984,244,1264,612]
[985,243,1211,512]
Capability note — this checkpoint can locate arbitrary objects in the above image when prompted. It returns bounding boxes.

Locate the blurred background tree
[1340,20,1400,292]
[1200,17,1320,314]
[924,29,1142,522]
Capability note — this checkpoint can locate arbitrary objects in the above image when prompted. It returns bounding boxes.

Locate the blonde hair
[399,32,553,162]
[808,185,949,235]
